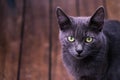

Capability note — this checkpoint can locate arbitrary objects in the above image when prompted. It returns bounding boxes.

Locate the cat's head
[56,7,106,59]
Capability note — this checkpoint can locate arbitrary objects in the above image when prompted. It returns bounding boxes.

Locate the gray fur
[56,7,120,80]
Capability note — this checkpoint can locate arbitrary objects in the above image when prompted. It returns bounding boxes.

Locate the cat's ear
[56,7,71,30]
[89,6,105,32]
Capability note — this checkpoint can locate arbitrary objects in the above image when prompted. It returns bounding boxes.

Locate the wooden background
[0,0,120,80]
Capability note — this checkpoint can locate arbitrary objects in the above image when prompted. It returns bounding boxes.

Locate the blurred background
[0,0,120,80]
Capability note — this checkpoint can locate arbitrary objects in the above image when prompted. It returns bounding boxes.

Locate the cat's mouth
[73,54,87,59]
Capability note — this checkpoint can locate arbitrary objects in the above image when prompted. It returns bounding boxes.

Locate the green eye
[68,36,75,42]
[85,37,93,43]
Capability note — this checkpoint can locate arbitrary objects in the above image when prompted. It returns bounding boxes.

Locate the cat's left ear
[89,6,105,32]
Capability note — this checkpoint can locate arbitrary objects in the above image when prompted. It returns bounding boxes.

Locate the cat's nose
[75,44,83,55]
[76,49,83,55]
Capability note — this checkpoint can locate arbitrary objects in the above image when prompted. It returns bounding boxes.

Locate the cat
[56,6,120,80]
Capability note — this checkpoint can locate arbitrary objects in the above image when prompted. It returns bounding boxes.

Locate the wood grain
[19,0,49,80]
[0,0,6,79]
[0,0,23,80]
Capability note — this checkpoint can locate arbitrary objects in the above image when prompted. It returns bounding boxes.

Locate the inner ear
[89,7,105,32]
[56,7,71,30]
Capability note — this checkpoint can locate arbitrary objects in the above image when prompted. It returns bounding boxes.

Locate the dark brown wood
[0,0,23,80]
[0,1,6,79]
[106,0,120,20]
[51,0,77,80]
[19,0,49,80]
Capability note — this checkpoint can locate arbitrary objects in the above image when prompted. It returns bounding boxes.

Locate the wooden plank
[106,0,120,20]
[51,0,77,80]
[79,0,104,16]
[0,0,23,80]
[19,0,49,80]
[0,1,6,79]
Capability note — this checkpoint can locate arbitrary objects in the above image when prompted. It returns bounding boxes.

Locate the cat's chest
[68,61,97,76]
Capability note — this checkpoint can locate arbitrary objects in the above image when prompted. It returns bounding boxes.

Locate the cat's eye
[68,36,75,42]
[85,37,93,43]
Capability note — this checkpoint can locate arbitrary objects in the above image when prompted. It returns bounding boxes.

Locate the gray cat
[56,6,120,80]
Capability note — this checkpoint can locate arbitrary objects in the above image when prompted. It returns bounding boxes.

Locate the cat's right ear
[56,7,71,31]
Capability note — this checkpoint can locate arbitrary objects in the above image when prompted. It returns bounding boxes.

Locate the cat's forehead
[69,17,90,35]
[70,16,90,27]
[69,17,92,39]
